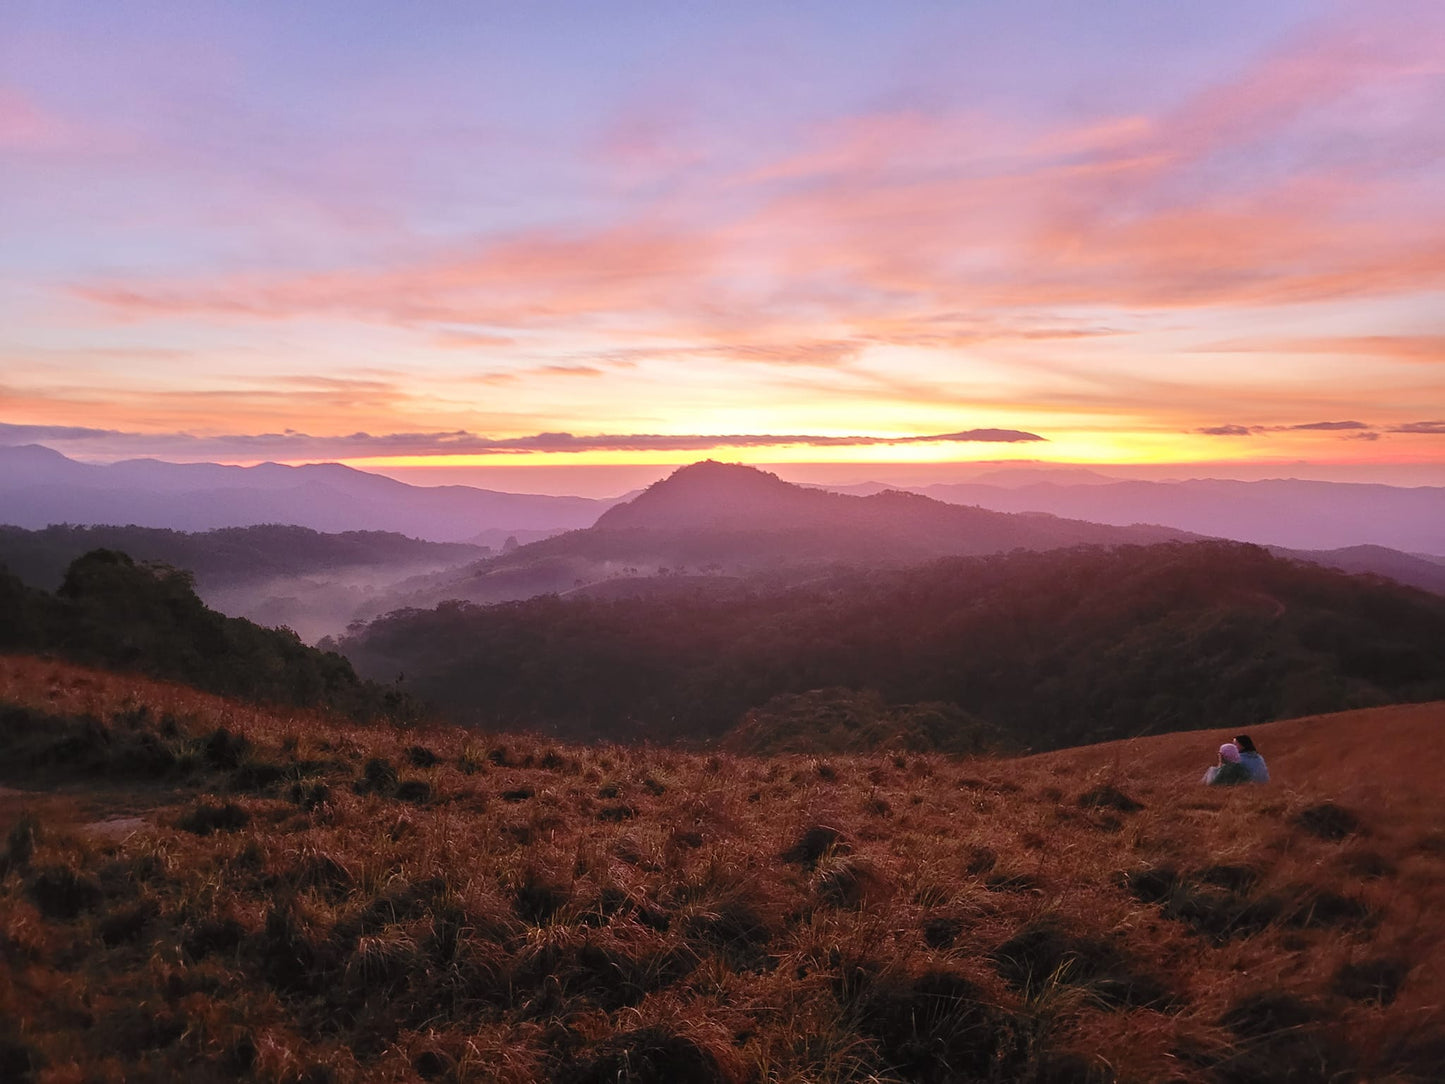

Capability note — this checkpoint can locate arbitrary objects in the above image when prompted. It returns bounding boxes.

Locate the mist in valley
[198,559,482,644]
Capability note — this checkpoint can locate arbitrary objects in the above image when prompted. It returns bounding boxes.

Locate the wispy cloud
[1390,420,1445,434]
[1196,424,1375,442]
[1199,335,1445,362]
[1197,420,1390,438]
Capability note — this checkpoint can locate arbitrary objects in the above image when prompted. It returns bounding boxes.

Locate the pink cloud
[69,5,1445,351]
[0,87,78,151]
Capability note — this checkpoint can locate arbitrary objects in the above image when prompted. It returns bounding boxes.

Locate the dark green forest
[338,542,1445,750]
[0,524,484,591]
[0,550,413,721]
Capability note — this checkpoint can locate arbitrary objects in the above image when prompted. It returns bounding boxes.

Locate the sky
[3,0,1444,491]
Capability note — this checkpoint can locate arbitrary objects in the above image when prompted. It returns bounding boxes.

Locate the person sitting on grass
[1233,733,1270,783]
[1202,742,1252,786]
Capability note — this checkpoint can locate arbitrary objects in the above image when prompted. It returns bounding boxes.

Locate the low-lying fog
[198,561,471,644]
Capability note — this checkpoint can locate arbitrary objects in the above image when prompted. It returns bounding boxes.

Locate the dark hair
[1233,734,1257,754]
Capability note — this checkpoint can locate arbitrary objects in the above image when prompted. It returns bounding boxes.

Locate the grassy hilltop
[2,654,1443,1082]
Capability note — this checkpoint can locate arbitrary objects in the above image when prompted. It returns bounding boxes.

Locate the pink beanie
[1220,743,1241,764]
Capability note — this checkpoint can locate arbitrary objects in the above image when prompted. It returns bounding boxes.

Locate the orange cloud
[77,222,724,329]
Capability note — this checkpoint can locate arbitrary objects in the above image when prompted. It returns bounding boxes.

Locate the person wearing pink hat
[1202,741,1252,785]
[1233,733,1270,782]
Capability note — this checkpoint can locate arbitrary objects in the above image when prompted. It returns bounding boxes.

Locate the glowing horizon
[2,1,1443,483]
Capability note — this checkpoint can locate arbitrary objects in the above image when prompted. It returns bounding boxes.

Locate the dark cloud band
[0,422,1045,460]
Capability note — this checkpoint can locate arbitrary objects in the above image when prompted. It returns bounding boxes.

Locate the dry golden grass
[1,652,1443,1083]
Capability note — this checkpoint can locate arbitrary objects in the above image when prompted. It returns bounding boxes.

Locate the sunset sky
[3,0,1444,491]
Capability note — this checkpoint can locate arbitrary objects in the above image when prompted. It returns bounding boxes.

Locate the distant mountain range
[0,523,487,591]
[5,444,1442,556]
[367,461,1445,614]
[0,444,615,541]
[5,449,1445,626]
[369,461,1204,611]
[857,477,1445,554]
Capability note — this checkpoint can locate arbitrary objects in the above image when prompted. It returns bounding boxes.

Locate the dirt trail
[0,780,179,839]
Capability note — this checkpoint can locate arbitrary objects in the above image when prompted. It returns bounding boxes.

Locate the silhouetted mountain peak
[656,459,793,493]
[595,460,831,529]
[586,460,1191,556]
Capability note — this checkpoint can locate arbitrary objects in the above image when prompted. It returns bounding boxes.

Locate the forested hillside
[0,524,485,591]
[0,550,413,721]
[339,542,1445,749]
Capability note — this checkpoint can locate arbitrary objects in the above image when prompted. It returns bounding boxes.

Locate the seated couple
[1203,734,1270,785]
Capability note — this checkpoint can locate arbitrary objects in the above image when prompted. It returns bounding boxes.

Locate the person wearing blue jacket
[1233,733,1270,782]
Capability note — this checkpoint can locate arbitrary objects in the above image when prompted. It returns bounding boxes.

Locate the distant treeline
[338,542,1445,749]
[1,549,415,721]
[0,523,484,591]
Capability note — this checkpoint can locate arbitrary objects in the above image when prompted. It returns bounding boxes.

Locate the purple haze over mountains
[0,445,613,542]
[2,444,1442,559]
[904,479,1445,555]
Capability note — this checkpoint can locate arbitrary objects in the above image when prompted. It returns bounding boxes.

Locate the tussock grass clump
[395,779,433,804]
[922,914,965,950]
[851,967,1024,1082]
[556,1025,734,1084]
[680,893,773,972]
[511,867,571,925]
[0,656,1442,1082]
[96,897,157,945]
[1195,863,1259,893]
[815,854,888,910]
[26,863,103,920]
[203,725,249,768]
[1282,887,1372,930]
[356,755,398,795]
[782,823,849,866]
[0,1031,39,1082]
[1294,800,1362,840]
[1333,956,1410,1005]
[964,844,998,876]
[2,811,39,873]
[1077,783,1144,813]
[182,913,248,959]
[992,920,1176,1010]
[176,798,251,835]
[1214,990,1345,1083]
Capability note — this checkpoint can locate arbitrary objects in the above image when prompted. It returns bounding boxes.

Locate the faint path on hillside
[0,781,172,840]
